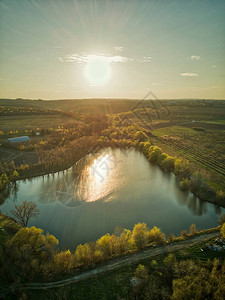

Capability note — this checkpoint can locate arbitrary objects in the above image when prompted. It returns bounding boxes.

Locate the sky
[0,0,225,100]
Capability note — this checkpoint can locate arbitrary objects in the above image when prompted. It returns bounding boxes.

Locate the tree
[161,156,175,172]
[134,264,148,280]
[75,243,93,266]
[174,158,190,178]
[96,233,113,257]
[131,223,148,249]
[134,131,148,142]
[53,250,75,274]
[11,201,40,227]
[147,226,166,244]
[221,223,225,239]
[189,224,196,235]
[8,226,58,258]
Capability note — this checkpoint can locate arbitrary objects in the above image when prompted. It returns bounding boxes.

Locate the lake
[0,148,224,249]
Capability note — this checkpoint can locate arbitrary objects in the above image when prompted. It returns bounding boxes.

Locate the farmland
[0,98,225,197]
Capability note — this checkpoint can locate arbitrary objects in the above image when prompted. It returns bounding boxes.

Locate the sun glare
[85,55,111,85]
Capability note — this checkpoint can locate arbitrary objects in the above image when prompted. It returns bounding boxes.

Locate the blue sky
[0,0,225,99]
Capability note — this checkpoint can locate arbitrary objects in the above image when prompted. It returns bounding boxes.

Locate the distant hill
[0,98,224,115]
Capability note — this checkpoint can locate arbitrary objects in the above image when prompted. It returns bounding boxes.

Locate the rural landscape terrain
[0,98,225,299]
[1,0,225,299]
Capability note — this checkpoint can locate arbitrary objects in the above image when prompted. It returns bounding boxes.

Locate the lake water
[0,148,224,249]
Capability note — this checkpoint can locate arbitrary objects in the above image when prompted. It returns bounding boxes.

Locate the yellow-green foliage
[189,224,197,235]
[131,223,148,249]
[148,146,163,164]
[53,250,75,274]
[174,158,190,178]
[221,223,225,239]
[134,264,148,280]
[171,259,225,300]
[75,243,93,266]
[161,156,175,172]
[180,178,190,191]
[147,226,166,244]
[8,226,58,258]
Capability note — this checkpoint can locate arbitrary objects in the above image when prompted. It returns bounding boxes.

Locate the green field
[0,114,77,132]
[206,119,225,125]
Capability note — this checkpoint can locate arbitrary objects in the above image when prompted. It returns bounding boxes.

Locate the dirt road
[0,231,220,296]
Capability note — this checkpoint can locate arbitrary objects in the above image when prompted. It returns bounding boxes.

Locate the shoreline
[2,144,225,208]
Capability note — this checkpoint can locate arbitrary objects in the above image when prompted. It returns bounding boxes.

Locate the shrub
[174,159,190,178]
[189,224,196,235]
[180,178,190,191]
[168,233,175,243]
[180,230,187,237]
[134,264,148,280]
[148,146,163,164]
[161,156,175,172]
[221,223,225,239]
[147,226,165,244]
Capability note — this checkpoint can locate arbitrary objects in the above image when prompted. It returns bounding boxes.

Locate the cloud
[191,55,200,60]
[58,53,151,64]
[212,65,217,68]
[180,73,199,77]
[114,46,124,52]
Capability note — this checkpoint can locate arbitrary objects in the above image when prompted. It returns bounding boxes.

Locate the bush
[148,146,163,164]
[147,226,166,245]
[189,224,196,235]
[161,156,175,172]
[180,230,187,237]
[134,264,148,280]
[180,178,190,191]
[174,159,190,178]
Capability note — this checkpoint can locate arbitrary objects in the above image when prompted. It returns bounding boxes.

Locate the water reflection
[0,148,224,249]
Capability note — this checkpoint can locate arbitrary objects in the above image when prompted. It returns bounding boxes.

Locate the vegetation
[10,201,40,227]
[0,99,224,298]
[1,213,219,290]
[130,255,225,300]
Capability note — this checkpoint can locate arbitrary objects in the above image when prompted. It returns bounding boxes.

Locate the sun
[85,55,111,85]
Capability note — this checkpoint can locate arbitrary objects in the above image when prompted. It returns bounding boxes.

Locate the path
[0,231,220,296]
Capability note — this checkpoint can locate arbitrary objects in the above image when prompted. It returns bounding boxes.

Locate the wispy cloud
[58,53,151,64]
[190,55,200,60]
[212,65,217,68]
[180,73,199,77]
[114,46,124,52]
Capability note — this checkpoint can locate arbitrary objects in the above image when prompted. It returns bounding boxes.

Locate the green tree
[53,250,75,274]
[134,264,148,280]
[221,223,225,238]
[96,233,113,257]
[174,158,190,178]
[75,243,93,266]
[147,226,165,244]
[134,131,148,142]
[131,223,148,249]
[8,226,58,258]
[161,156,175,172]
[189,224,197,235]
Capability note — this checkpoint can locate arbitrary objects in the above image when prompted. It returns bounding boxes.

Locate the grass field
[0,114,77,133]
[152,123,225,193]
[206,119,225,125]
[0,99,225,194]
